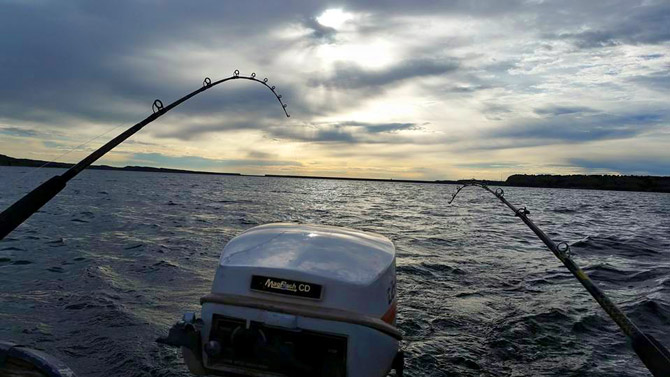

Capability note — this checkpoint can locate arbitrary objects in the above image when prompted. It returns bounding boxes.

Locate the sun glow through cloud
[316,8,353,29]
[316,41,395,69]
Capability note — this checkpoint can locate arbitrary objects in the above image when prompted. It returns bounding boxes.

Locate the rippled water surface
[1,166,669,377]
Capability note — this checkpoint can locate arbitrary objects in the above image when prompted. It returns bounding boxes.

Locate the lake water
[1,166,669,376]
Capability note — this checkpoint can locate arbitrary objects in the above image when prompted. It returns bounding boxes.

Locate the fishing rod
[0,70,290,241]
[449,182,670,377]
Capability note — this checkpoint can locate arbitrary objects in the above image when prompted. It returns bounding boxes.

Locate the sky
[0,0,669,180]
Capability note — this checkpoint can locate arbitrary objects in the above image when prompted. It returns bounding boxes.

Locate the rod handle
[632,333,670,377]
[0,175,66,240]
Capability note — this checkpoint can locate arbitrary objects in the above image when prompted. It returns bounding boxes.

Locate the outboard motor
[160,223,403,377]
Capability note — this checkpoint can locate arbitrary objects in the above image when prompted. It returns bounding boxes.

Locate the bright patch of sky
[316,8,353,29]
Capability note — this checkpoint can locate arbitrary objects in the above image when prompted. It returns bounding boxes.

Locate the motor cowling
[161,223,402,377]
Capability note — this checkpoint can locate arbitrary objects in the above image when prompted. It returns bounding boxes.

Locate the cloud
[346,0,527,17]
[154,118,424,144]
[301,17,337,43]
[268,121,423,144]
[533,106,598,116]
[0,1,316,128]
[154,119,261,141]
[549,2,670,48]
[124,140,158,146]
[482,104,513,121]
[130,153,301,170]
[455,162,524,169]
[309,59,459,89]
[338,121,420,133]
[570,158,670,176]
[42,141,69,149]
[557,30,621,49]
[445,84,493,93]
[0,127,38,137]
[246,150,274,159]
[493,112,666,144]
[639,53,664,60]
[629,72,670,92]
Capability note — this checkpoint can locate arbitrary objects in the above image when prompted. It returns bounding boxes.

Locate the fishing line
[3,121,129,191]
[449,182,670,377]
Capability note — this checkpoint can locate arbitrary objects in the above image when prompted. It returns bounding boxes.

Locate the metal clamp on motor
[157,312,207,375]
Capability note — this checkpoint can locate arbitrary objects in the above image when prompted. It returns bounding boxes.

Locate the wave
[572,235,663,257]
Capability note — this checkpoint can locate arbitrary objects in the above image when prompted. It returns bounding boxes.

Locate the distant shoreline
[0,154,241,177]
[1,154,669,193]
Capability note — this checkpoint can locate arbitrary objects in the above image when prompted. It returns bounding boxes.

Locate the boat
[159,223,403,376]
[0,341,75,377]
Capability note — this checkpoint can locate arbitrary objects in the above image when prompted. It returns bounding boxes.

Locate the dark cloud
[124,140,159,146]
[455,162,523,169]
[570,158,670,176]
[0,1,319,128]
[629,72,670,92]
[301,17,337,43]
[309,59,459,89]
[0,127,38,137]
[344,0,526,17]
[42,141,69,149]
[130,152,301,169]
[154,118,274,141]
[492,112,666,144]
[482,104,513,121]
[533,106,598,116]
[304,128,356,143]
[338,121,420,133]
[246,150,275,159]
[155,118,422,143]
[269,121,422,144]
[557,30,621,49]
[268,124,354,143]
[639,54,664,60]
[446,84,493,93]
[548,2,670,48]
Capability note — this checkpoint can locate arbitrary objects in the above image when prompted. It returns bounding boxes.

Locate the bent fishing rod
[450,182,670,377]
[0,70,289,241]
